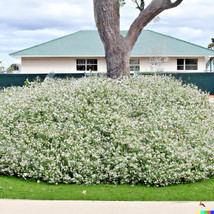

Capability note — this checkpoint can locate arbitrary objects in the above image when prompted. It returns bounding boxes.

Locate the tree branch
[165,0,183,9]
[133,0,145,12]
[125,0,183,50]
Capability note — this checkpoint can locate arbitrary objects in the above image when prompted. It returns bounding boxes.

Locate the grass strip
[0,175,213,201]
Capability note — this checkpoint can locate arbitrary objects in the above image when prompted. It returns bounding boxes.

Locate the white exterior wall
[21,56,206,73]
[97,58,107,72]
[140,57,206,73]
[0,60,2,72]
[21,57,107,73]
[21,57,75,73]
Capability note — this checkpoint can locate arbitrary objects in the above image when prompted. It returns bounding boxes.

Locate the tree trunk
[93,0,183,79]
[105,37,131,79]
[105,48,130,79]
[93,0,131,78]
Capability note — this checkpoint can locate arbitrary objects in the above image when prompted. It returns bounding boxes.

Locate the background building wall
[21,56,206,73]
[140,57,206,73]
[21,57,75,73]
[21,57,107,73]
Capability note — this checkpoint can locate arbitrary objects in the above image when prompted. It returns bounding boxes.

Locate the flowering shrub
[0,75,214,186]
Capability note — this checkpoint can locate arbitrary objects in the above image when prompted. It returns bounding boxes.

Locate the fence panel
[0,73,84,88]
[163,73,214,95]
[0,72,214,94]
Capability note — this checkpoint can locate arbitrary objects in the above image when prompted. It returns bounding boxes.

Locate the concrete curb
[0,200,214,214]
[209,97,214,103]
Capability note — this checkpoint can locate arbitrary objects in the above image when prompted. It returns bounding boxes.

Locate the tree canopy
[208,38,214,49]
[119,0,145,11]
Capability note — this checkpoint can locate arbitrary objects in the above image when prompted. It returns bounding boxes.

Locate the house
[10,30,214,74]
[7,63,20,73]
[0,60,3,72]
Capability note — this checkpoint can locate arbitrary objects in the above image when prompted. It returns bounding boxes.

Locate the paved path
[0,200,214,214]
[209,96,214,103]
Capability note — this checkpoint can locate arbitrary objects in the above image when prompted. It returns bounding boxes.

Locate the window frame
[129,58,140,72]
[177,58,198,71]
[76,59,98,71]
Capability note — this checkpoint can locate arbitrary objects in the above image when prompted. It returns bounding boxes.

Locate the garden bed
[0,76,214,187]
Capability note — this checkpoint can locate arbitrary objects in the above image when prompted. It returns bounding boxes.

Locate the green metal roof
[10,30,214,57]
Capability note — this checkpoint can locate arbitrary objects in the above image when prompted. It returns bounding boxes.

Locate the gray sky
[0,0,213,68]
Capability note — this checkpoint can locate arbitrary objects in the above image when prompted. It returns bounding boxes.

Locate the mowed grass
[0,175,214,201]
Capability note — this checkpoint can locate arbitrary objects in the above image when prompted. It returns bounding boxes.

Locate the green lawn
[0,175,214,201]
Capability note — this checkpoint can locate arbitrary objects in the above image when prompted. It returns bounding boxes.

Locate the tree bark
[93,0,183,79]
[93,0,132,78]
[105,40,131,78]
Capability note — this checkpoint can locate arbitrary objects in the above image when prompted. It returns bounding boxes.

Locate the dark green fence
[0,72,214,94]
[138,72,214,95]
[0,73,84,88]
[162,73,214,95]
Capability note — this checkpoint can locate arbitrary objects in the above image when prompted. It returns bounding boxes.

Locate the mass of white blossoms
[0,75,214,186]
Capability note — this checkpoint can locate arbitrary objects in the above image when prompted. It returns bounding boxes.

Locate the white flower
[0,76,213,186]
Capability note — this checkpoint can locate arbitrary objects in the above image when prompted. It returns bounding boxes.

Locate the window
[185,59,198,70]
[177,59,184,70]
[76,59,98,71]
[177,59,198,70]
[130,59,140,71]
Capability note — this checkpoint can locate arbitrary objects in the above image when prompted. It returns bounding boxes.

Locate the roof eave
[11,55,214,58]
